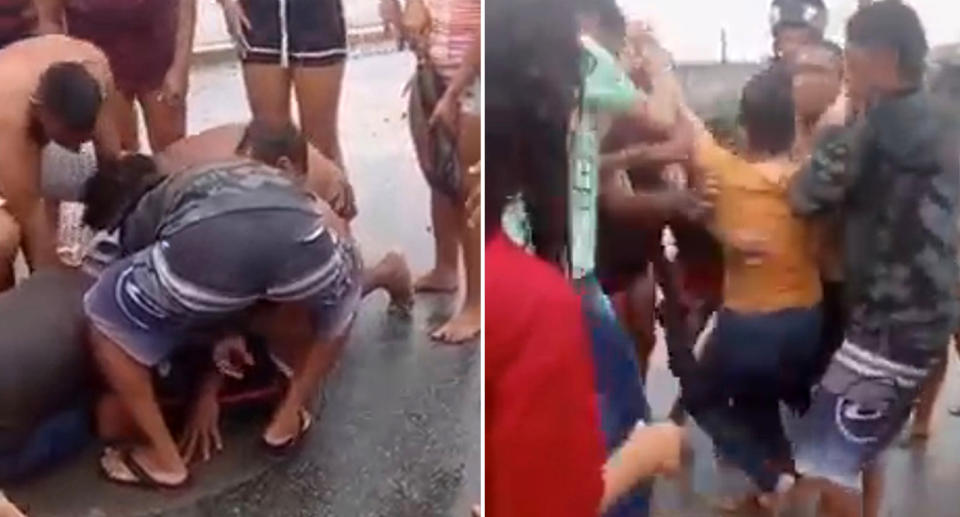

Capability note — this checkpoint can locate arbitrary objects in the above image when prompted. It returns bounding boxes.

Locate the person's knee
[0,209,21,262]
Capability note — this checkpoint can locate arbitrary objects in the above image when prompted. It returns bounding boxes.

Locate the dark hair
[237,119,308,172]
[486,0,581,265]
[589,0,626,41]
[846,0,928,84]
[82,154,162,230]
[37,62,102,133]
[739,64,796,155]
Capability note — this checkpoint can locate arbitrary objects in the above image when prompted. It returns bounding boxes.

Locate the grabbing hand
[179,380,223,463]
[329,178,358,222]
[213,334,254,380]
[159,64,188,107]
[429,91,460,133]
[668,189,712,223]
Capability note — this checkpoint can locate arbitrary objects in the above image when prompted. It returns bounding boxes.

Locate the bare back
[157,123,347,205]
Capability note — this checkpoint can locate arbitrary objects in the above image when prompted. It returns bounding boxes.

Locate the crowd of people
[0,0,480,514]
[487,1,960,516]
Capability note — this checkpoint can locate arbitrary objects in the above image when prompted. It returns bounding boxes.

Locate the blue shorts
[0,406,91,482]
[85,209,362,367]
[789,337,937,491]
[696,306,822,492]
[575,275,650,517]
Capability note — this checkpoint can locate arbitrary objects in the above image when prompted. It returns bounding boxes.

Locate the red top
[485,233,605,517]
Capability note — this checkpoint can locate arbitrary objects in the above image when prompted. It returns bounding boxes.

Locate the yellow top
[696,135,822,313]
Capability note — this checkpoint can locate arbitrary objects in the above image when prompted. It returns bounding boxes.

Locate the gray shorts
[84,208,362,366]
[788,338,939,491]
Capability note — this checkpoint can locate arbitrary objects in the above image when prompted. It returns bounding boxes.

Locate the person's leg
[431,200,480,342]
[429,112,481,342]
[242,63,293,128]
[906,351,947,442]
[0,209,20,292]
[416,190,461,292]
[817,482,862,517]
[361,250,413,313]
[91,327,187,485]
[861,462,883,517]
[105,89,141,152]
[259,303,350,444]
[292,64,346,168]
[621,269,657,377]
[136,91,187,152]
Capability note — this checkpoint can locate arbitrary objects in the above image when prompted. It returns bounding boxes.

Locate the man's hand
[429,90,460,134]
[159,63,189,107]
[213,334,254,380]
[179,376,223,463]
[219,0,251,42]
[667,189,711,223]
[328,177,358,221]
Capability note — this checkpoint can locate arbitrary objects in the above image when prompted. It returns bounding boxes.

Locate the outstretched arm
[600,107,694,173]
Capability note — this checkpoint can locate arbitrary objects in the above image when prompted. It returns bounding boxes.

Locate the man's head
[33,62,103,151]
[739,64,796,156]
[578,0,626,56]
[770,0,827,62]
[82,154,161,231]
[845,1,928,103]
[792,40,843,120]
[236,120,308,178]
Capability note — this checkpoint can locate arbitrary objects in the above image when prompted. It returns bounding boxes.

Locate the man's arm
[0,134,58,268]
[600,106,694,173]
[34,0,65,34]
[160,0,197,106]
[598,165,703,228]
[92,82,124,163]
[788,124,859,216]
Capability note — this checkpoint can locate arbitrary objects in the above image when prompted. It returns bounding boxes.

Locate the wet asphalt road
[8,52,480,517]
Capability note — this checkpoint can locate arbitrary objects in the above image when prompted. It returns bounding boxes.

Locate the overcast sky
[617,0,959,62]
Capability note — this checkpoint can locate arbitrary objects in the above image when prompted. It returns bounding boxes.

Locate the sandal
[261,408,313,456]
[98,447,190,490]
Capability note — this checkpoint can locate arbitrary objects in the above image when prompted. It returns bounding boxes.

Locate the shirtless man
[84,154,362,488]
[0,34,121,278]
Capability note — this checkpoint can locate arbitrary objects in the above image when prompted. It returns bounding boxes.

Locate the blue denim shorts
[788,338,935,491]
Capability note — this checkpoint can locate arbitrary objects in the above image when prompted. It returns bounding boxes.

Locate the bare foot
[414,268,459,293]
[431,305,480,344]
[377,252,414,315]
[0,493,25,517]
[263,406,312,447]
[99,446,188,487]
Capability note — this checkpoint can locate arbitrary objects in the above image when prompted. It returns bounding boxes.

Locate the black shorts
[238,0,347,67]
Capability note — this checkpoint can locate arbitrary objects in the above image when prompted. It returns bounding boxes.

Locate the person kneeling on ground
[80,154,362,488]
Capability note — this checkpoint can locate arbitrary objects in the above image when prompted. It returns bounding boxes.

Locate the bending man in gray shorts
[83,155,361,488]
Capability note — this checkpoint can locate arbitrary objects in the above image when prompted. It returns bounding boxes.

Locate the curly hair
[486,0,582,265]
